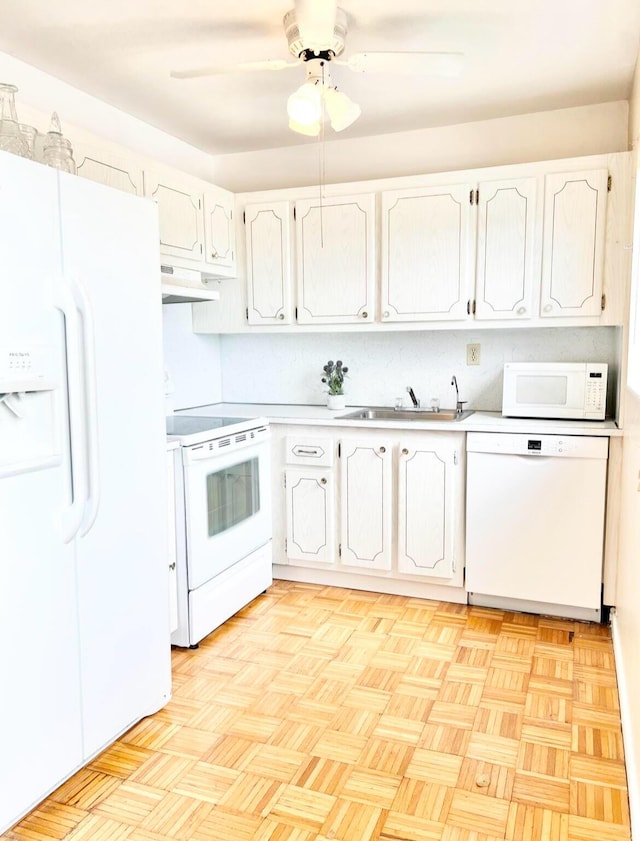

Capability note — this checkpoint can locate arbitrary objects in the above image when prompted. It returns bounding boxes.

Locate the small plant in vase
[322,359,349,410]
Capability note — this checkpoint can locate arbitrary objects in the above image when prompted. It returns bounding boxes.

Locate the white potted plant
[322,359,349,410]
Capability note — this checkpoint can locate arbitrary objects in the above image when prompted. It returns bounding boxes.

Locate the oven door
[182,438,271,590]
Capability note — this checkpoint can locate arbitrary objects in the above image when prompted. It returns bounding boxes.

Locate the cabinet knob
[543,304,552,313]
[320,477,327,485]
[379,446,386,453]
[517,306,526,315]
[402,447,409,455]
[361,311,368,319]
[383,311,389,318]
[169,562,176,571]
[211,250,218,259]
[278,313,285,320]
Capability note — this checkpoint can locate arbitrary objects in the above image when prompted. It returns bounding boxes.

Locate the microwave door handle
[53,276,88,544]
[70,276,101,538]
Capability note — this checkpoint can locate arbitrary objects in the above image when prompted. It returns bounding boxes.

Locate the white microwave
[502,362,608,420]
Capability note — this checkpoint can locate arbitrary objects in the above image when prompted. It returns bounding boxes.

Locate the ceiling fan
[170,0,464,137]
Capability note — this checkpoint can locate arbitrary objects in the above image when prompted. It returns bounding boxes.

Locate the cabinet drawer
[284,436,334,467]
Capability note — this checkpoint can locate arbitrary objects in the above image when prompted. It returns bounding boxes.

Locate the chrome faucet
[406,386,420,408]
[451,375,467,414]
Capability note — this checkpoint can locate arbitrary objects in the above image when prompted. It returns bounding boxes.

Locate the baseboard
[610,609,640,837]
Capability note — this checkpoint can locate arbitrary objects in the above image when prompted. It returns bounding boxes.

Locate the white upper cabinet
[192,151,628,334]
[339,438,393,570]
[474,177,538,321]
[245,201,293,325]
[75,145,144,197]
[295,193,376,324]
[397,436,461,579]
[204,187,235,274]
[144,170,205,262]
[540,168,609,319]
[381,184,473,322]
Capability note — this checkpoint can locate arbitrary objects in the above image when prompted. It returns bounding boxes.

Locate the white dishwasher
[465,432,608,621]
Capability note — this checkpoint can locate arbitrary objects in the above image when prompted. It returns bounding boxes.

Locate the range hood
[161,265,220,304]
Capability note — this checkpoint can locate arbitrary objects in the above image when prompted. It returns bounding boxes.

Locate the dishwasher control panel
[467,432,609,459]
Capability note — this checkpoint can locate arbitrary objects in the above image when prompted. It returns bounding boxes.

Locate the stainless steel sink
[340,408,474,422]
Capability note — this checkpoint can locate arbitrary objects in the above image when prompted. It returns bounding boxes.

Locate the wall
[162,306,222,411]
[211,101,629,192]
[613,43,640,833]
[0,51,628,195]
[0,52,215,181]
[219,328,619,410]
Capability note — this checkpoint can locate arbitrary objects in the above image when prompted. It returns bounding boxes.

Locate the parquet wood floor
[3,581,631,841]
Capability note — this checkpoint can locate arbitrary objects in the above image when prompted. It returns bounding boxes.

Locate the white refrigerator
[0,151,171,832]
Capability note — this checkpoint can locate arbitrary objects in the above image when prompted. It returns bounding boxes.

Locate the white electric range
[166,413,272,647]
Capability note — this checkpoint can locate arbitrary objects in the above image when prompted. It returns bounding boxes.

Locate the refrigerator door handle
[70,276,101,537]
[54,277,88,543]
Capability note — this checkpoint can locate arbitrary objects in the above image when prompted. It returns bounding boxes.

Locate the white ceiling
[0,0,638,156]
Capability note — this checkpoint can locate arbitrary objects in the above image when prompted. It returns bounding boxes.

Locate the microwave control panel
[584,364,608,417]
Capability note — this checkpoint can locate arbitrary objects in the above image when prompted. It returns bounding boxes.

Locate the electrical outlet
[467,343,481,365]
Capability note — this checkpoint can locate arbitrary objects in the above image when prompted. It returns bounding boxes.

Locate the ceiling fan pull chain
[319,61,326,248]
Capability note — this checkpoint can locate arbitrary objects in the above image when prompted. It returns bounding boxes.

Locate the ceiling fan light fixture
[288,116,321,136]
[287,80,322,125]
[323,86,361,132]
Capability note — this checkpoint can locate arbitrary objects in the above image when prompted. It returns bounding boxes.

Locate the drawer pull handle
[295,448,319,455]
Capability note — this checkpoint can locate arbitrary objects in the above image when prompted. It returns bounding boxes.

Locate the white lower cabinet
[285,468,336,564]
[166,447,178,634]
[397,436,461,579]
[339,438,393,570]
[278,427,464,590]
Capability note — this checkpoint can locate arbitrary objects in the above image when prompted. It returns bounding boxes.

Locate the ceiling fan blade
[342,51,464,76]
[295,0,338,51]
[170,59,298,80]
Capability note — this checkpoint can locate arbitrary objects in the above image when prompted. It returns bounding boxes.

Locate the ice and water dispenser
[0,346,61,476]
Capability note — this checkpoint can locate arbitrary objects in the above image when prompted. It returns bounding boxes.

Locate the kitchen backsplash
[219,328,620,413]
[163,305,222,411]
[163,313,619,414]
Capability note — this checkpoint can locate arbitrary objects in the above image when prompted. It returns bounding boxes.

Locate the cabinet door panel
[246,201,293,324]
[76,146,143,196]
[340,440,392,570]
[204,190,235,270]
[475,178,537,320]
[286,469,335,564]
[144,172,204,261]
[540,169,608,318]
[296,194,375,324]
[397,439,459,579]
[381,185,473,322]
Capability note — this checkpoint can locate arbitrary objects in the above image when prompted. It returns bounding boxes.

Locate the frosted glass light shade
[287,82,322,125]
[288,117,321,136]
[323,87,361,131]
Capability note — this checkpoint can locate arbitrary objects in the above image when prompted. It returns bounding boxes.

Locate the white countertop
[175,403,622,437]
